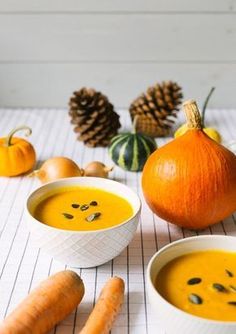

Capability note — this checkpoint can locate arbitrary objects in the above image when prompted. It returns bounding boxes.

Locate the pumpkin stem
[201,87,215,127]
[5,125,32,147]
[132,116,139,134]
[183,100,202,130]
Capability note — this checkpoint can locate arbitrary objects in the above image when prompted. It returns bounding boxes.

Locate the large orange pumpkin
[0,126,36,176]
[142,100,236,229]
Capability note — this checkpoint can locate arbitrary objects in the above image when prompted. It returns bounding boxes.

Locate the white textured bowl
[147,235,236,334]
[26,177,141,268]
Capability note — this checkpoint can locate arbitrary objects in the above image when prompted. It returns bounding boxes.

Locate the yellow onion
[83,161,113,178]
[32,157,83,183]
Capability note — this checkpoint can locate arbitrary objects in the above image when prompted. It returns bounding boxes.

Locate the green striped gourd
[108,118,157,172]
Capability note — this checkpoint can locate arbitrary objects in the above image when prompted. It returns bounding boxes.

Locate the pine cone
[129,81,183,137]
[69,88,121,147]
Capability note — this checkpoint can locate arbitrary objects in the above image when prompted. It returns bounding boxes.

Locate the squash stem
[5,125,32,147]
[183,100,202,130]
[132,116,139,134]
[201,87,215,127]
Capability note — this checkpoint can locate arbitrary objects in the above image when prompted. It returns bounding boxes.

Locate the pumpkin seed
[229,285,236,292]
[187,277,202,285]
[212,283,227,292]
[90,201,98,206]
[86,212,101,222]
[71,203,80,208]
[226,269,234,277]
[62,213,74,219]
[228,301,236,306]
[188,293,203,305]
[80,204,89,211]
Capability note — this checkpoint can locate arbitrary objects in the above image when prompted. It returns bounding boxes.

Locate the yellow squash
[175,123,221,143]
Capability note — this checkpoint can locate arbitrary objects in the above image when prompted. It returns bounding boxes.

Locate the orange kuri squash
[142,100,236,229]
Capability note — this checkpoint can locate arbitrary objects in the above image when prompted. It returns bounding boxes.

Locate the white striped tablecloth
[0,108,235,334]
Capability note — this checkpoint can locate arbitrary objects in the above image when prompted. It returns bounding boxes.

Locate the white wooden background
[0,0,236,108]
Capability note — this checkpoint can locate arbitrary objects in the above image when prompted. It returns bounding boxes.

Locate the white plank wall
[1,1,236,12]
[0,0,236,108]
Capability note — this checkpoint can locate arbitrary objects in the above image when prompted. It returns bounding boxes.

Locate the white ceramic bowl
[26,177,141,268]
[147,235,236,334]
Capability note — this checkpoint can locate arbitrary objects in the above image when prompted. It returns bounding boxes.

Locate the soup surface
[156,250,236,321]
[33,186,133,231]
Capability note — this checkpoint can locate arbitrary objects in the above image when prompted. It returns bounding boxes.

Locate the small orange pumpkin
[0,126,36,176]
[142,100,236,229]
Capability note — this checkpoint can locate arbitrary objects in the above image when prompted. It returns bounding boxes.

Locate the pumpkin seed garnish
[62,213,74,219]
[228,301,236,306]
[187,277,202,285]
[80,204,89,211]
[229,285,236,292]
[90,201,98,206]
[85,212,101,222]
[188,293,203,305]
[71,203,80,208]
[226,269,234,277]
[212,283,227,292]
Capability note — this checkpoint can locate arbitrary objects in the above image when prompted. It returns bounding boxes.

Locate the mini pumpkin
[142,100,236,230]
[108,117,157,172]
[0,126,36,176]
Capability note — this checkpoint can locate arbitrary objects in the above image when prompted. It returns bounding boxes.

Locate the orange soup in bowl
[33,186,133,231]
[156,250,236,321]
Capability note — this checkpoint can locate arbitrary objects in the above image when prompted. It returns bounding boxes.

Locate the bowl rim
[147,235,236,326]
[26,176,141,234]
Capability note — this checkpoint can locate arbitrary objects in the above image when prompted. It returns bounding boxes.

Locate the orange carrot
[0,270,84,334]
[79,276,125,334]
